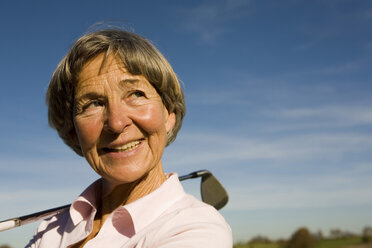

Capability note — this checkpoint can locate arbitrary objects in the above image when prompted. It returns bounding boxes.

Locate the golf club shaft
[0,170,210,232]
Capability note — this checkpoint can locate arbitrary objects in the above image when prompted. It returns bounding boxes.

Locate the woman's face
[73,54,175,186]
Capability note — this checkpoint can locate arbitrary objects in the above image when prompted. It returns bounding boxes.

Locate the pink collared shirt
[26,174,232,248]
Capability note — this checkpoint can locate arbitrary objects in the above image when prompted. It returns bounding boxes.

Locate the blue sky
[1,0,372,247]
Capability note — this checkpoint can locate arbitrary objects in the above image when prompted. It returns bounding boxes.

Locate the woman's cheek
[74,116,103,148]
[135,105,167,134]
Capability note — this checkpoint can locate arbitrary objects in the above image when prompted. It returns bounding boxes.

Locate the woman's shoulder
[167,193,231,227]
[138,193,233,247]
[25,207,70,248]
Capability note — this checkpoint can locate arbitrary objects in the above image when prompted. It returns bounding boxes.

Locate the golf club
[0,170,228,232]
[179,170,229,210]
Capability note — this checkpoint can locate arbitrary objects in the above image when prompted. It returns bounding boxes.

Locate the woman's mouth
[102,140,143,153]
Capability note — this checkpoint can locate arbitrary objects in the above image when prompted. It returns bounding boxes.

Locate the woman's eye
[131,90,145,98]
[85,100,104,109]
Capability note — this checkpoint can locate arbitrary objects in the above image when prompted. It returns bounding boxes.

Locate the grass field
[317,237,364,248]
[234,237,369,248]
[233,242,280,248]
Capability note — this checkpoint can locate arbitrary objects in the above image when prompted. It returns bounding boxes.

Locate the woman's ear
[69,130,84,156]
[165,112,176,133]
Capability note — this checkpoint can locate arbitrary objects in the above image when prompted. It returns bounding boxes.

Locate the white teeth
[113,140,140,152]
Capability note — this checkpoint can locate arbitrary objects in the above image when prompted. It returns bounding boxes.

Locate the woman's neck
[100,163,167,223]
[70,164,167,248]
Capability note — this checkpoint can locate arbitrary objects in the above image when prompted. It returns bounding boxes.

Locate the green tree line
[234,226,372,248]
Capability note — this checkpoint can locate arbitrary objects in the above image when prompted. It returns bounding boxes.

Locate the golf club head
[200,172,229,210]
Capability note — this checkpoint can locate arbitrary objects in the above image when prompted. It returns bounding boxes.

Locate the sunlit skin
[71,54,175,246]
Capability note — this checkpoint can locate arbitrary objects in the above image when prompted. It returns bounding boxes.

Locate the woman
[27,29,232,248]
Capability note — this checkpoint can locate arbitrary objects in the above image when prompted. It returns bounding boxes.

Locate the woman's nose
[104,103,132,133]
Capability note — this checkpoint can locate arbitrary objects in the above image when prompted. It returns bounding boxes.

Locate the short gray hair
[47,29,186,156]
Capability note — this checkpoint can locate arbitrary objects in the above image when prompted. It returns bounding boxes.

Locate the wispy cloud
[228,177,372,210]
[358,10,372,20]
[268,106,372,128]
[293,40,319,51]
[0,188,78,206]
[165,131,372,169]
[319,59,368,75]
[181,0,250,43]
[221,160,372,211]
[186,88,253,105]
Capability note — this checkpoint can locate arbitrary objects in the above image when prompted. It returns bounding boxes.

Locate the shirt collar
[69,179,101,226]
[121,173,185,233]
[68,173,185,232]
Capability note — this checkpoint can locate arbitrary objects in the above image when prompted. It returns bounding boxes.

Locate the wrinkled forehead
[75,53,158,97]
[78,53,127,83]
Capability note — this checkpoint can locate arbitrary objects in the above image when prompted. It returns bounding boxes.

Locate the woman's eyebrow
[75,92,102,101]
[119,78,140,88]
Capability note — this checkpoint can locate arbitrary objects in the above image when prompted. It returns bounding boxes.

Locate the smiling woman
[74,54,174,187]
[25,29,232,248]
